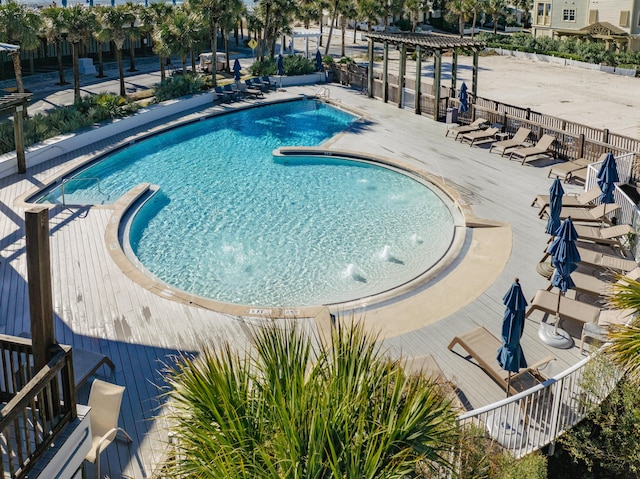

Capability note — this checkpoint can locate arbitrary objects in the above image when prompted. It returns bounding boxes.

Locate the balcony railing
[0,334,76,478]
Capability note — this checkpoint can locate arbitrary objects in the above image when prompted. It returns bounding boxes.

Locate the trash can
[326,70,333,83]
[446,107,458,124]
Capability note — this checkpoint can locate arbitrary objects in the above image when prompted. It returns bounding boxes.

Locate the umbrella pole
[506,372,511,398]
[553,291,562,336]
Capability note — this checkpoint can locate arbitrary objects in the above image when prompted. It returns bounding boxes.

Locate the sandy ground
[453,53,640,139]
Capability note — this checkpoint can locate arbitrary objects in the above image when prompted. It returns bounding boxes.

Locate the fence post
[577,134,585,159]
[603,128,610,143]
[526,108,531,120]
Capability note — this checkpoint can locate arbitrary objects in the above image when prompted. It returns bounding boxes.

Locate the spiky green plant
[604,275,640,382]
[163,321,459,478]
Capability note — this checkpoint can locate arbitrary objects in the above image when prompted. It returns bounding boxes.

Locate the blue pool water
[39,100,456,307]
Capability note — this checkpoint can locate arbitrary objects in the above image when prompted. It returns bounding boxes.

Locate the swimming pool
[38,100,459,307]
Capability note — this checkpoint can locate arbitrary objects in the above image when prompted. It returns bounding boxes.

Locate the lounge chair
[490,127,532,156]
[244,79,265,96]
[509,134,556,164]
[574,223,634,246]
[459,126,501,146]
[546,270,611,298]
[525,289,601,326]
[261,75,276,90]
[445,118,488,139]
[224,83,241,100]
[447,326,555,396]
[548,153,608,182]
[250,77,269,92]
[557,202,621,223]
[577,245,638,272]
[533,187,600,217]
[214,86,232,102]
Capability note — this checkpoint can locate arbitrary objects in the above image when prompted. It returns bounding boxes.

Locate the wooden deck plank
[0,86,614,477]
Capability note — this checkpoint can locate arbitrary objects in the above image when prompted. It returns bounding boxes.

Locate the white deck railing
[457,352,619,459]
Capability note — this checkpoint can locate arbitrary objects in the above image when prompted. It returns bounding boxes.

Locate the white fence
[458,353,619,459]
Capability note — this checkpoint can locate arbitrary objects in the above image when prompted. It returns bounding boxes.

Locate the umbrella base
[538,322,573,349]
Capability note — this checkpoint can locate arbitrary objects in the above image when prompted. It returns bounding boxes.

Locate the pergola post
[397,44,406,108]
[450,50,458,97]
[25,206,57,371]
[472,50,479,101]
[14,104,26,174]
[383,42,389,103]
[433,48,442,121]
[414,46,422,114]
[367,39,374,98]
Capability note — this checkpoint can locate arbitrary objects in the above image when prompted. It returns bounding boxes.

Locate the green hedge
[249,54,316,76]
[0,93,139,155]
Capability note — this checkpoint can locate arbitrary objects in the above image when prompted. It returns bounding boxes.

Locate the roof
[556,22,629,39]
[0,93,32,114]
[364,32,486,51]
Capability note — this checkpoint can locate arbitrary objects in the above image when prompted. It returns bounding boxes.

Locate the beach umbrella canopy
[233,59,242,82]
[548,217,581,336]
[277,54,284,76]
[315,50,323,72]
[596,152,619,205]
[545,178,564,236]
[458,82,469,114]
[497,279,528,396]
[0,43,20,53]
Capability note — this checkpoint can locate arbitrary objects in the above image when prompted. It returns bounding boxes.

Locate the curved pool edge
[104,148,510,329]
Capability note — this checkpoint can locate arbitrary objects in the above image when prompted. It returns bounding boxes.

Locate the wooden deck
[0,85,600,478]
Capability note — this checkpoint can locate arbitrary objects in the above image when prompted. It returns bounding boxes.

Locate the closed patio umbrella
[458,82,469,114]
[277,54,284,76]
[497,278,528,396]
[233,58,242,82]
[545,178,564,236]
[596,152,619,216]
[545,217,581,348]
[315,50,323,72]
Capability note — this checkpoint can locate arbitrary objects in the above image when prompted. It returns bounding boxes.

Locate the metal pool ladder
[316,87,330,99]
[61,177,104,206]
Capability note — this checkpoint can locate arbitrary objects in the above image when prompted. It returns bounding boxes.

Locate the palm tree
[63,5,96,104]
[485,0,507,33]
[220,0,245,72]
[124,2,142,72]
[604,275,640,381]
[100,5,134,97]
[187,0,229,87]
[162,321,459,478]
[446,0,475,37]
[141,2,174,82]
[0,0,42,96]
[41,6,69,86]
[167,9,203,73]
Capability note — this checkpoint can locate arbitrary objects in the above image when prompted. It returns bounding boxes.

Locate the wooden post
[603,128,610,143]
[471,50,478,100]
[367,39,374,98]
[450,50,458,97]
[383,42,389,103]
[433,49,442,121]
[415,46,422,114]
[577,133,585,159]
[397,44,406,108]
[14,104,26,174]
[25,206,57,371]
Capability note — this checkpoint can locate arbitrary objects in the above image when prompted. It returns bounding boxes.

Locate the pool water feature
[38,100,458,307]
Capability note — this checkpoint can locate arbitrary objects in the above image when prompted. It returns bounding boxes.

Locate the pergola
[288,29,322,58]
[365,33,485,119]
[554,22,631,52]
[0,93,32,174]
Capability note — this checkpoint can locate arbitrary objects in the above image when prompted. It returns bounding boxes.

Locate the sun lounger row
[214,76,274,103]
[548,153,608,184]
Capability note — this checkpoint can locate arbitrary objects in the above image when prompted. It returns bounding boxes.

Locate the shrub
[283,54,315,75]
[153,73,205,102]
[393,18,412,31]
[322,54,334,65]
[249,58,277,76]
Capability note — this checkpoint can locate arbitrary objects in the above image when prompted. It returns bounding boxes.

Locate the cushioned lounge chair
[574,223,635,246]
[546,270,611,297]
[548,153,607,182]
[445,118,488,139]
[447,326,555,397]
[577,245,638,272]
[490,127,532,156]
[459,127,501,146]
[509,134,556,164]
[533,187,600,217]
[525,289,601,326]
[214,86,232,102]
[557,202,621,223]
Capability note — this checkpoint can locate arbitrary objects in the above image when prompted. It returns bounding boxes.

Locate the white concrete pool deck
[0,84,626,478]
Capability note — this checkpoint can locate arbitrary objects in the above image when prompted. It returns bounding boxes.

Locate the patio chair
[261,75,276,90]
[533,187,600,217]
[459,126,501,146]
[244,79,265,97]
[573,223,634,246]
[445,118,488,139]
[525,289,601,326]
[548,153,607,182]
[489,127,532,156]
[250,77,270,92]
[85,379,133,479]
[508,134,556,164]
[557,202,621,223]
[224,83,241,100]
[447,326,555,396]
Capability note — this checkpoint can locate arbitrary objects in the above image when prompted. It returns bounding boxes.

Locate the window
[546,3,551,15]
[537,3,545,16]
[619,10,629,27]
[563,9,576,21]
[589,9,597,23]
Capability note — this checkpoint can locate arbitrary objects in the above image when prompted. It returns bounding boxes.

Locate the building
[532,0,640,51]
